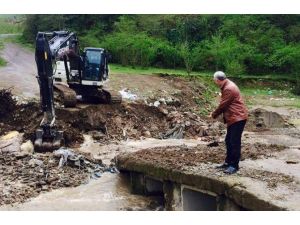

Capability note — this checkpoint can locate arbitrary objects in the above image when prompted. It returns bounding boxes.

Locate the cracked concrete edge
[116,154,287,211]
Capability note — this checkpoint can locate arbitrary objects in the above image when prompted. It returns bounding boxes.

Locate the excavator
[49,30,121,107]
[34,31,121,151]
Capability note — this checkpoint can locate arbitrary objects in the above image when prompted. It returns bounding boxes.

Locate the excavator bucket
[34,128,64,152]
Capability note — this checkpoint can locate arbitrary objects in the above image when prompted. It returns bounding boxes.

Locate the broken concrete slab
[0,131,22,153]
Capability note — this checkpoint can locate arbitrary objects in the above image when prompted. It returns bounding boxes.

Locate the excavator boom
[34,32,63,151]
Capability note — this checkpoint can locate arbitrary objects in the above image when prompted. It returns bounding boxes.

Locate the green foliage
[114,15,137,33]
[179,41,196,75]
[100,32,181,68]
[0,41,6,67]
[194,36,248,75]
[80,28,103,48]
[0,17,23,34]
[292,81,300,95]
[269,44,300,73]
[20,14,300,76]
[0,57,6,67]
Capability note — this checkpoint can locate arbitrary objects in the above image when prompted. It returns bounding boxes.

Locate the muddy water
[1,173,162,211]
[1,137,205,211]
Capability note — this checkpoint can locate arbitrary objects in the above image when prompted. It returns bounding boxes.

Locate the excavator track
[54,83,77,107]
[103,89,122,104]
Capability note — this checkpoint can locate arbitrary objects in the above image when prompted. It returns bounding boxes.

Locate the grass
[110,63,211,77]
[0,57,6,67]
[6,35,34,51]
[0,40,7,67]
[111,64,300,109]
[0,18,23,34]
[241,86,300,108]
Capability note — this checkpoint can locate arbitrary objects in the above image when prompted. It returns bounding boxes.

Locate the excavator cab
[82,48,109,84]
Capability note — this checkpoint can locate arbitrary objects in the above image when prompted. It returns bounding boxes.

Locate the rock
[142,130,151,138]
[90,131,106,140]
[41,185,49,191]
[185,121,191,127]
[20,140,34,155]
[15,152,30,159]
[0,131,22,153]
[159,107,168,115]
[158,98,166,104]
[28,158,43,167]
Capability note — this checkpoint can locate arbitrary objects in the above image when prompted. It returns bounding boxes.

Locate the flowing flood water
[1,173,163,211]
[1,136,206,211]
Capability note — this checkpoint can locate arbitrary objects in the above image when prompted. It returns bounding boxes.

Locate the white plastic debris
[54,147,75,168]
[153,101,160,107]
[119,89,138,101]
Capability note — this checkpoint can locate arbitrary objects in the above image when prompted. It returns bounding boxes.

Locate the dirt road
[0,42,38,99]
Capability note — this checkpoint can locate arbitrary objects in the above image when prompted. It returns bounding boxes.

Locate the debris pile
[0,80,222,147]
[160,110,224,139]
[0,149,116,206]
[0,88,16,119]
[119,89,138,101]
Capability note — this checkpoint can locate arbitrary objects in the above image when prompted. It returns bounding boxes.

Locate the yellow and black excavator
[34,31,121,151]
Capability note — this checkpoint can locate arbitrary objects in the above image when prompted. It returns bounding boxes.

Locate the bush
[100,32,182,68]
[154,41,182,68]
[193,36,249,75]
[0,41,6,67]
[0,57,6,67]
[80,28,103,48]
[268,44,300,74]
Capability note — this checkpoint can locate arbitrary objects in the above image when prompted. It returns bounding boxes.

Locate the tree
[179,41,196,76]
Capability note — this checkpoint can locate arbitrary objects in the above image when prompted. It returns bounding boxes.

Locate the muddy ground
[120,142,286,171]
[0,151,89,205]
[0,83,223,148]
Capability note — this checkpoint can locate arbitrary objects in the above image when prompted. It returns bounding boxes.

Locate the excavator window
[83,50,103,81]
[86,50,102,65]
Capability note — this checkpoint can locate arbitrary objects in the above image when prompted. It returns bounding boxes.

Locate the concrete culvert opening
[182,187,217,211]
[145,177,164,196]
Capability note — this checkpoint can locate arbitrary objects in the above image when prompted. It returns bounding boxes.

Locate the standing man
[211,71,248,174]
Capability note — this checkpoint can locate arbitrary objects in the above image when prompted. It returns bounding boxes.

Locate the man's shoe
[215,163,229,170]
[224,166,238,174]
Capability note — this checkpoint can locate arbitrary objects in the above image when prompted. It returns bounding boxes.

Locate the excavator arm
[34,32,63,151]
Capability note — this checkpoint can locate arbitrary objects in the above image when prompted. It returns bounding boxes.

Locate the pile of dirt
[125,142,285,170]
[49,103,169,145]
[0,90,218,146]
[0,89,17,119]
[151,76,215,114]
[246,108,291,131]
[0,97,84,147]
[0,151,90,206]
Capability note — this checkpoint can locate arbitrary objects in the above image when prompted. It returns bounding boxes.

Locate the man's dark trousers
[225,120,247,169]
